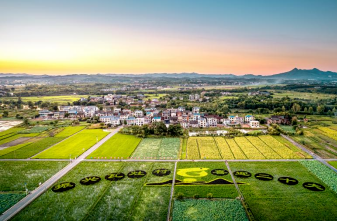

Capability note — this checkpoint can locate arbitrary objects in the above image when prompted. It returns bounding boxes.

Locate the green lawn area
[229,161,337,221]
[0,161,68,192]
[174,162,238,198]
[33,129,109,159]
[54,126,85,137]
[131,138,180,159]
[0,137,65,159]
[88,133,141,159]
[280,125,296,133]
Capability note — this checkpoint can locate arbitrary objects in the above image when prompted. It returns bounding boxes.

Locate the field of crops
[0,137,65,159]
[174,162,238,198]
[54,126,85,137]
[317,127,337,141]
[33,129,109,159]
[13,161,174,221]
[89,133,141,159]
[185,136,309,160]
[229,161,337,220]
[0,193,25,214]
[172,199,248,221]
[0,127,39,146]
[131,138,180,159]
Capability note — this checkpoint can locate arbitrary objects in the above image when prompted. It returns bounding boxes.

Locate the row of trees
[121,122,183,137]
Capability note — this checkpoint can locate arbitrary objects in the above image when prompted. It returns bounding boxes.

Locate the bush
[176,192,184,200]
[193,194,200,199]
[207,193,213,199]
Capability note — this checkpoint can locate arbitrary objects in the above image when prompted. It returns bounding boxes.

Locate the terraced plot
[89,133,141,159]
[33,129,109,159]
[229,161,337,220]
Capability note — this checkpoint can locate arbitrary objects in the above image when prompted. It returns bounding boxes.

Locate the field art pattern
[89,133,141,159]
[33,129,109,159]
[13,162,174,221]
[131,138,180,159]
[172,199,248,221]
[186,136,309,160]
[229,161,337,221]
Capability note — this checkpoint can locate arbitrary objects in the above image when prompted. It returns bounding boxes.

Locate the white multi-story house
[198,117,208,128]
[136,117,145,126]
[245,115,254,122]
[126,116,136,125]
[134,110,144,117]
[100,116,121,126]
[191,113,201,121]
[249,120,260,128]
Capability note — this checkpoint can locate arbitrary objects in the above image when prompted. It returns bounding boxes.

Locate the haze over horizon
[1,0,337,75]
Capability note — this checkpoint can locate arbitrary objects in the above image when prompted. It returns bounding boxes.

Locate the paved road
[0,126,122,221]
[167,161,178,221]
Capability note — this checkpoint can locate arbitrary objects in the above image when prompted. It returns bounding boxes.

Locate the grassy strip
[54,126,85,137]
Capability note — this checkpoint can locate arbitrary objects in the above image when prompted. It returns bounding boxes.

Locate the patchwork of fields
[186,136,311,160]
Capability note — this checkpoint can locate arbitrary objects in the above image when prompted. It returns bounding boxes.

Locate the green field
[33,129,109,159]
[0,127,39,146]
[228,161,337,221]
[89,133,141,159]
[0,137,65,159]
[0,161,68,191]
[172,199,248,221]
[174,162,238,198]
[271,90,336,100]
[329,161,337,169]
[131,138,180,159]
[13,161,174,221]
[54,126,85,137]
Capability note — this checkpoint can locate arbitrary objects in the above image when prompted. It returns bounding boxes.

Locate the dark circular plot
[278,177,298,185]
[211,169,229,176]
[255,173,274,181]
[127,170,147,178]
[52,182,75,192]
[80,176,101,185]
[234,171,251,178]
[152,169,171,176]
[303,182,325,191]
[105,173,125,181]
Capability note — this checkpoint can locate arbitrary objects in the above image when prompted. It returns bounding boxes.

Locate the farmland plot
[89,133,141,159]
[197,137,221,159]
[54,126,85,137]
[0,137,65,159]
[317,127,337,141]
[172,199,248,221]
[186,137,200,159]
[226,138,247,159]
[33,129,109,159]
[157,138,180,159]
[214,137,234,159]
[246,136,281,159]
[131,138,161,159]
[229,161,337,220]
[234,137,265,159]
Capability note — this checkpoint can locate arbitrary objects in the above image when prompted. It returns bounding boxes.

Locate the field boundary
[213,137,224,159]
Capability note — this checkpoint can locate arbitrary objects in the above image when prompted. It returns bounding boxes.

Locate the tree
[317,105,325,114]
[168,124,183,136]
[291,117,298,126]
[154,122,167,136]
[308,107,313,114]
[292,103,301,113]
[282,106,286,112]
[3,111,8,118]
[23,118,29,126]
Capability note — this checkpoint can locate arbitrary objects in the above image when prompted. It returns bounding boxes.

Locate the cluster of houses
[39,105,260,128]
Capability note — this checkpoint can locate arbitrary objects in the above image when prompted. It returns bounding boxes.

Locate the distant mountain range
[0,68,336,80]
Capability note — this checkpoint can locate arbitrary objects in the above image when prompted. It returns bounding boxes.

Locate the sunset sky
[1,0,337,75]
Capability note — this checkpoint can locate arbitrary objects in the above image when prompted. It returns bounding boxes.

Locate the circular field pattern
[105,173,125,181]
[303,182,325,191]
[52,182,76,192]
[278,177,298,185]
[152,169,171,176]
[211,169,229,176]
[80,176,101,185]
[127,170,147,178]
[233,171,251,178]
[255,173,274,181]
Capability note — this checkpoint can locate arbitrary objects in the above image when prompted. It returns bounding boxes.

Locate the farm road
[0,126,122,221]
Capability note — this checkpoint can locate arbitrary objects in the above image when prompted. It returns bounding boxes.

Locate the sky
[0,0,337,75]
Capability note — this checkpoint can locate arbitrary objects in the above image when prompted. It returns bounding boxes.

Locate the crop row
[186,137,200,159]
[318,127,337,141]
[197,137,221,159]
[246,136,281,159]
[234,137,265,159]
